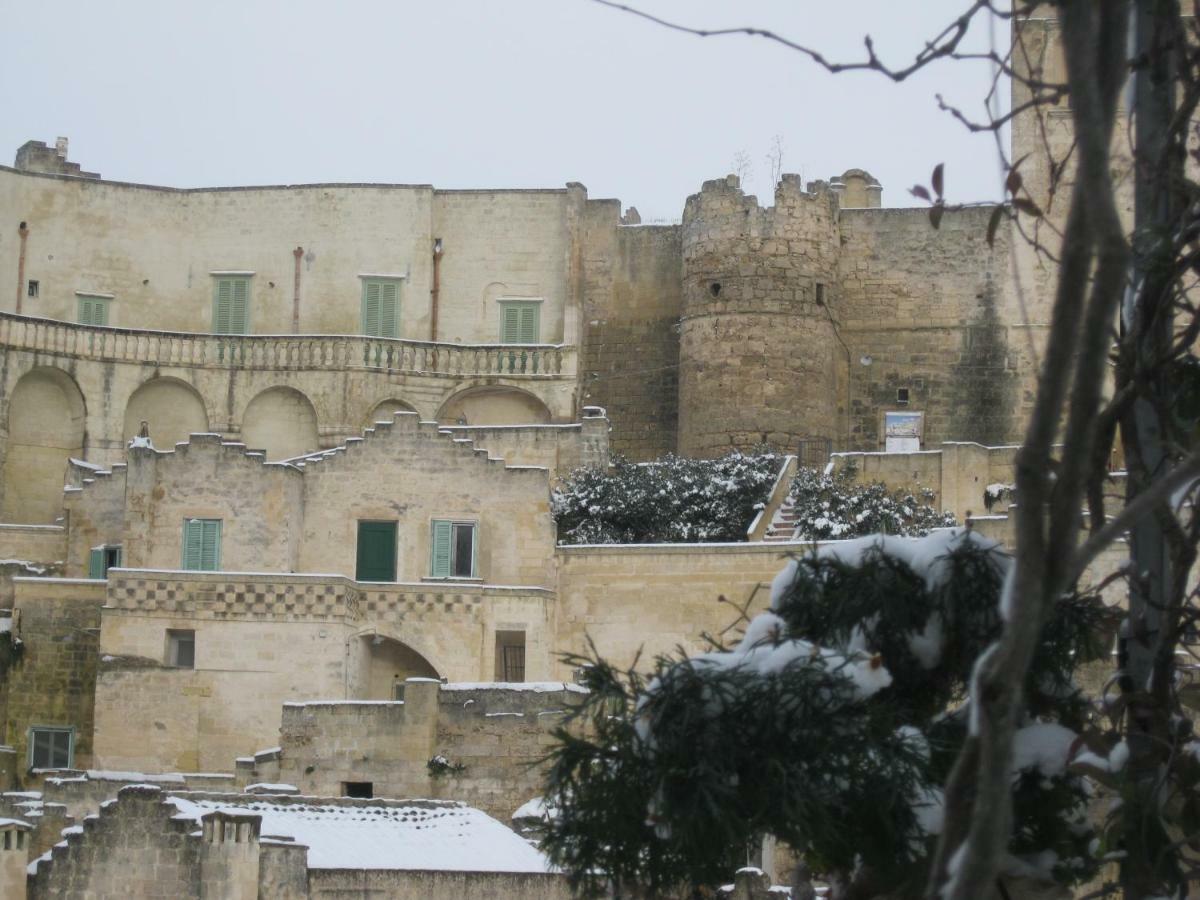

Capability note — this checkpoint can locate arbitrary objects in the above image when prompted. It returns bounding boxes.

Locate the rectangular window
[430,520,476,578]
[212,276,250,334]
[495,631,526,682]
[167,629,196,669]
[27,280,39,298]
[76,294,111,326]
[361,279,401,338]
[87,545,122,579]
[342,781,374,799]
[356,520,398,582]
[28,727,73,770]
[182,518,222,571]
[499,300,541,344]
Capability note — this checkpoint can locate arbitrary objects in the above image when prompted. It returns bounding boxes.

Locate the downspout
[292,246,304,334]
[16,222,29,314]
[430,237,444,341]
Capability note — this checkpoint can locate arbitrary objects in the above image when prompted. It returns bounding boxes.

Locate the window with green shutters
[430,520,477,578]
[77,294,111,326]
[212,276,250,334]
[88,545,122,579]
[361,279,401,337]
[499,301,541,344]
[182,519,222,571]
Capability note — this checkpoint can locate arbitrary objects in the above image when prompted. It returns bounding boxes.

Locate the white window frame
[27,726,74,771]
[429,519,478,579]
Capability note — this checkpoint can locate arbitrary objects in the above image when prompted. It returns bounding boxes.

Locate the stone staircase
[763,496,800,542]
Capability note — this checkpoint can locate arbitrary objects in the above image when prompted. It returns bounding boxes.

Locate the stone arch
[1,366,87,523]
[364,398,419,429]
[354,631,441,700]
[240,387,320,462]
[123,377,209,450]
[437,386,552,426]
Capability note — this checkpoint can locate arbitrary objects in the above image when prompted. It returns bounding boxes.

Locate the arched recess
[364,398,419,429]
[437,386,552,426]
[240,387,320,462]
[124,378,209,449]
[1,367,86,523]
[355,633,441,700]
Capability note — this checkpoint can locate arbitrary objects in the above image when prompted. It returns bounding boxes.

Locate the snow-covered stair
[763,496,799,542]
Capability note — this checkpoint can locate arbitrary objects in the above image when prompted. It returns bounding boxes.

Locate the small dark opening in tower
[815,283,826,305]
[342,781,374,798]
[897,388,910,405]
[27,280,39,298]
[709,282,721,298]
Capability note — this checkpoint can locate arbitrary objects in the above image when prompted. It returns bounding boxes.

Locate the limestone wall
[556,542,789,670]
[307,868,571,899]
[277,680,584,821]
[582,220,683,460]
[0,525,66,570]
[61,464,127,578]
[838,205,1020,450]
[4,579,104,778]
[437,410,609,475]
[678,175,841,457]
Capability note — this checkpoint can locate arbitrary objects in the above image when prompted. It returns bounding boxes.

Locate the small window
[87,545,122,579]
[430,520,476,579]
[343,782,374,799]
[212,276,250,334]
[815,283,826,306]
[499,300,541,344]
[28,727,73,770]
[27,280,39,298]
[77,294,111,326]
[361,279,401,338]
[495,631,526,682]
[182,518,222,571]
[897,388,910,405]
[167,629,196,669]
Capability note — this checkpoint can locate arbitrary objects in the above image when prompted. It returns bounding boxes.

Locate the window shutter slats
[183,521,203,569]
[213,278,249,334]
[380,282,398,337]
[431,521,453,577]
[88,548,105,579]
[231,279,248,333]
[201,520,220,570]
[501,306,521,343]
[500,303,540,344]
[519,305,538,343]
[183,519,221,571]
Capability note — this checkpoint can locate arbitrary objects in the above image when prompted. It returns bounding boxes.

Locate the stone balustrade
[0,312,574,378]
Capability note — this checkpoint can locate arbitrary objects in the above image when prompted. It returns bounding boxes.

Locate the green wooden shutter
[88,548,105,579]
[430,520,453,577]
[518,305,538,343]
[362,282,381,336]
[78,296,109,326]
[379,281,399,338]
[214,280,233,333]
[183,520,204,569]
[230,279,248,333]
[501,306,521,343]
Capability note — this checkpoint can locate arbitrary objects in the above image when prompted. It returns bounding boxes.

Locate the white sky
[0,0,1009,222]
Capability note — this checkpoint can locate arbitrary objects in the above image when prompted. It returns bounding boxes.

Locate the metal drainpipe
[430,238,444,341]
[292,246,304,334]
[16,221,29,314]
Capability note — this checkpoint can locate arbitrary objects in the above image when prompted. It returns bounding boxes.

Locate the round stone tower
[677,173,843,458]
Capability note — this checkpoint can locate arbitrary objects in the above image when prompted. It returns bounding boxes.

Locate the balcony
[0,313,575,379]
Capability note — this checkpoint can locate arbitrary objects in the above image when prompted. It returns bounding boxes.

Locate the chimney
[0,819,31,900]
[54,137,68,159]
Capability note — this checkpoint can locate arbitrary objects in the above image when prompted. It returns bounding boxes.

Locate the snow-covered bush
[788,464,956,540]
[553,451,785,544]
[540,529,1117,896]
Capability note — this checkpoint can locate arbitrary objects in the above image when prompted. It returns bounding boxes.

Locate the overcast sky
[0,0,1009,222]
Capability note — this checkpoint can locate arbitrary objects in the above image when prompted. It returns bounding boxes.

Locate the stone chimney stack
[54,137,68,159]
[199,811,262,900]
[13,138,100,179]
[0,819,31,900]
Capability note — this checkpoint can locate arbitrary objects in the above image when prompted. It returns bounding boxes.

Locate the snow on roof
[440,681,587,694]
[85,770,186,784]
[166,795,555,873]
[0,817,31,829]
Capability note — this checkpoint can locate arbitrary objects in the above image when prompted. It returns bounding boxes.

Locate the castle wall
[838,205,1020,449]
[307,869,571,900]
[678,175,841,457]
[581,214,683,460]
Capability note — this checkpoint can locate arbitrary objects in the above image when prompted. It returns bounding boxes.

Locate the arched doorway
[437,386,552,426]
[124,378,209,449]
[240,387,320,461]
[355,633,440,700]
[1,367,87,523]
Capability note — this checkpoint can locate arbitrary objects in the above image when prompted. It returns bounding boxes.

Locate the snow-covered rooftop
[166,794,555,873]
